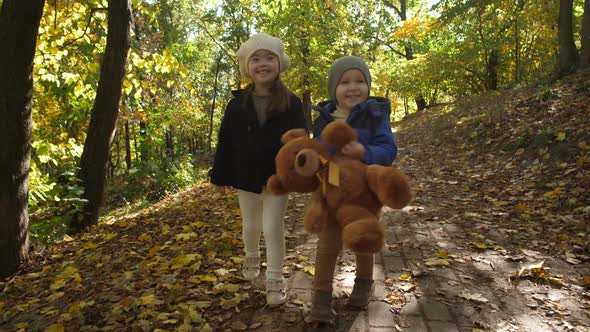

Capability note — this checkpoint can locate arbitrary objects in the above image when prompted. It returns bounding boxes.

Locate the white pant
[238,189,288,281]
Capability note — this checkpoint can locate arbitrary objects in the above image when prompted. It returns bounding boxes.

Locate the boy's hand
[340,141,365,160]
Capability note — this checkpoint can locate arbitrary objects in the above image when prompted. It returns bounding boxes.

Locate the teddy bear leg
[335,205,384,253]
[303,193,328,233]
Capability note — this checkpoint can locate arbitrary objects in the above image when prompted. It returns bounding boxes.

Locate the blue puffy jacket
[312,97,397,166]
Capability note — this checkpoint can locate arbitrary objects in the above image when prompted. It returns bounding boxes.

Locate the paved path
[242,189,589,332]
[280,206,472,332]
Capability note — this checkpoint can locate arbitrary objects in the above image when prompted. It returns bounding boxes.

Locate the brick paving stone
[428,320,460,332]
[367,301,396,328]
[373,282,387,301]
[383,255,407,273]
[374,263,386,281]
[400,297,421,316]
[443,224,463,234]
[375,253,384,264]
[429,267,459,281]
[398,315,428,332]
[401,245,424,260]
[338,310,368,332]
[420,298,454,321]
[290,270,314,290]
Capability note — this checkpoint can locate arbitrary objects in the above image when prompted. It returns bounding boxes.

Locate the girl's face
[335,69,369,112]
[248,49,279,87]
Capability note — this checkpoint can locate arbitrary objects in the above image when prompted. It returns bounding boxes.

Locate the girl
[309,56,397,328]
[209,33,307,306]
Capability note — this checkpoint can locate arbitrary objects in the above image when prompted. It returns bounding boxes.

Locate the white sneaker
[266,279,287,306]
[242,256,260,280]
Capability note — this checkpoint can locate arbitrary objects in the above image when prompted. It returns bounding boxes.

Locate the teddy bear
[267,121,412,253]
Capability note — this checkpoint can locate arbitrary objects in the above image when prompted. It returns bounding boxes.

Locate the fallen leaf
[459,290,489,303]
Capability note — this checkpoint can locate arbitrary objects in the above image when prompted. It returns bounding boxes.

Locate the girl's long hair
[244,77,292,113]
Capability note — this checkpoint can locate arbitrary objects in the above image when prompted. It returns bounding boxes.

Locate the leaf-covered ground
[1,69,589,332]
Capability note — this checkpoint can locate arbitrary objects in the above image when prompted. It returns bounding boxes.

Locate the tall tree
[0,0,45,278]
[383,0,428,110]
[72,0,132,231]
[558,0,577,75]
[581,0,590,67]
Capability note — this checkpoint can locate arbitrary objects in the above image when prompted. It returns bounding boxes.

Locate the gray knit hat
[236,33,291,80]
[327,56,372,102]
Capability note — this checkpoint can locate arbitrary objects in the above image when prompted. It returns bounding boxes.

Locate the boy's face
[335,69,369,112]
[248,49,279,87]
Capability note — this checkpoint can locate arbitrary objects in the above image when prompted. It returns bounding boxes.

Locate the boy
[309,56,397,328]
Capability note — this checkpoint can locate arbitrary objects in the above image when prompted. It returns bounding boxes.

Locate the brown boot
[346,278,374,308]
[309,289,335,329]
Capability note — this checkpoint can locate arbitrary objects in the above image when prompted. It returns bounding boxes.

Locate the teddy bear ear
[281,128,309,144]
[322,121,357,149]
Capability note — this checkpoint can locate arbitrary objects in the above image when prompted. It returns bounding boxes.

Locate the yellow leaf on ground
[138,233,152,241]
[425,258,450,266]
[472,242,487,249]
[15,322,28,329]
[193,301,212,309]
[84,242,98,249]
[50,278,66,290]
[66,302,81,313]
[199,275,217,283]
[437,251,449,259]
[399,273,412,281]
[103,233,117,241]
[399,283,416,292]
[171,254,197,268]
[176,232,196,241]
[303,266,315,275]
[199,324,213,332]
[47,292,65,302]
[543,188,563,199]
[46,323,65,332]
[515,148,524,155]
[214,268,229,276]
[188,262,201,272]
[191,221,205,228]
[140,294,163,306]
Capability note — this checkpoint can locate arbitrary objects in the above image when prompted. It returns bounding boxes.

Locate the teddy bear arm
[266,175,288,195]
[366,165,412,209]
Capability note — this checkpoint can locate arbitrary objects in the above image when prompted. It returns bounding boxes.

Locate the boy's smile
[335,69,369,112]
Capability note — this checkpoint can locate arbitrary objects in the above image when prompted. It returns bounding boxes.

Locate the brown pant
[313,213,374,291]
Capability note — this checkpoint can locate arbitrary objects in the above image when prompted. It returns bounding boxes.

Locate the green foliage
[104,155,206,210]
[26,0,588,246]
[30,171,87,244]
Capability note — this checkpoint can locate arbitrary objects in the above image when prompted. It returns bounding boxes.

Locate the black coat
[210,89,307,193]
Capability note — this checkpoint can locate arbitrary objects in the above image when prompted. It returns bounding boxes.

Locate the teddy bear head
[267,122,360,195]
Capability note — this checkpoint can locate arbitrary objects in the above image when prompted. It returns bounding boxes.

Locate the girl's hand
[340,141,365,160]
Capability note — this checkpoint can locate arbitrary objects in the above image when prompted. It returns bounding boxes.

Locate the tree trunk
[581,0,590,68]
[0,0,45,278]
[558,0,578,75]
[73,0,132,231]
[208,54,222,151]
[139,121,147,161]
[125,120,131,170]
[165,127,174,160]
[486,48,499,90]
